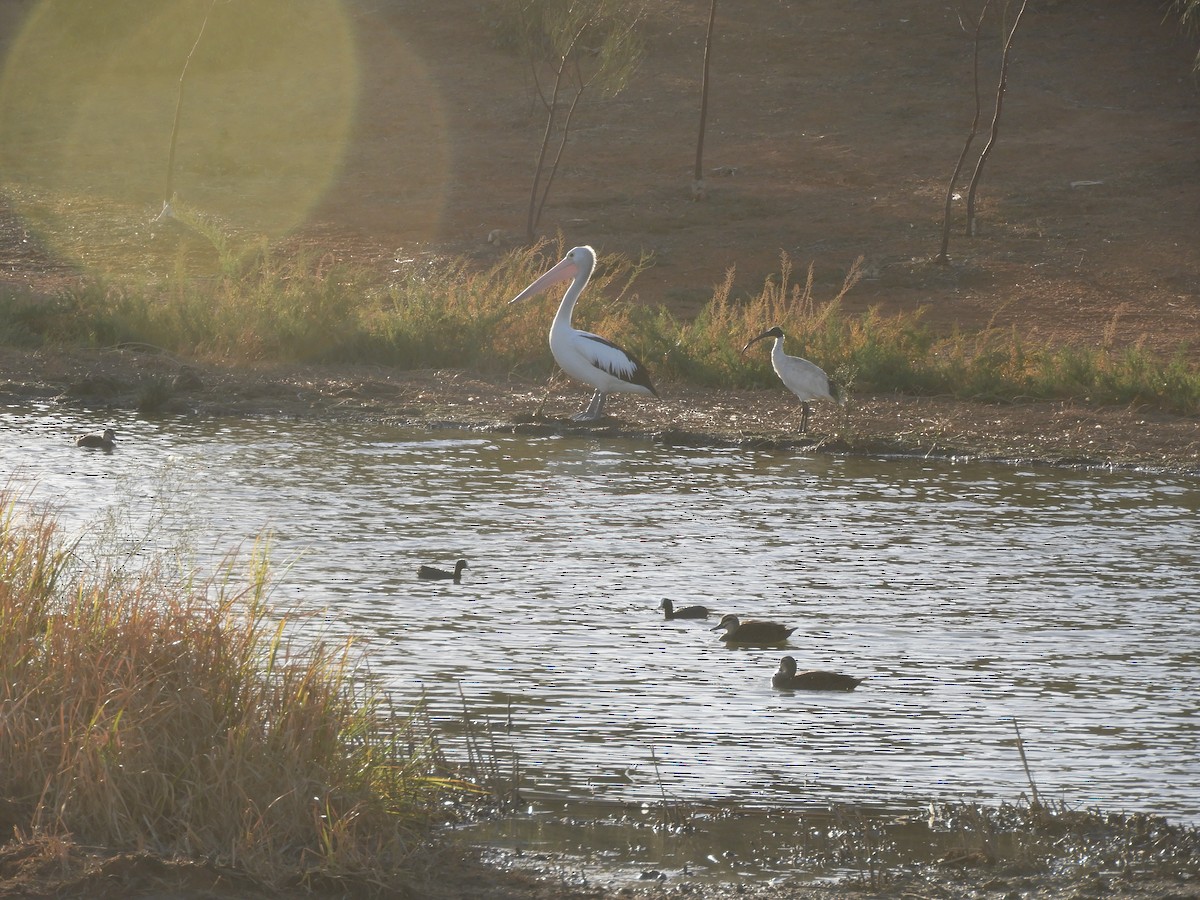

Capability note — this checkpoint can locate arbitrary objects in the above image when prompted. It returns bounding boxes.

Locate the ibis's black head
[740,326,785,356]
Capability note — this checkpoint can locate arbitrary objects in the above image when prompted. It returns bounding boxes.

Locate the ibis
[741,326,842,433]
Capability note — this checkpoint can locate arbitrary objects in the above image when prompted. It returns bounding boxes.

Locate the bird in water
[771,656,863,691]
[509,245,657,421]
[417,559,468,583]
[660,598,710,620]
[76,427,116,450]
[711,613,795,645]
[740,326,843,433]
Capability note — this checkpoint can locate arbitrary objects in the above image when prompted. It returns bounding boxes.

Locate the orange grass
[0,491,473,888]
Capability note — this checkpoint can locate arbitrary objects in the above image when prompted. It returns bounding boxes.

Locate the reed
[0,492,475,888]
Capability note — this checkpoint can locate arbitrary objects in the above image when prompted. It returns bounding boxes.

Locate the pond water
[5,403,1200,835]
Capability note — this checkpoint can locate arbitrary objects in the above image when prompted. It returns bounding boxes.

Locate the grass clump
[1,224,1198,414]
[0,491,470,891]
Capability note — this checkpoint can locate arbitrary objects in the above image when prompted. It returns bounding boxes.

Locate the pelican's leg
[572,391,607,421]
[799,402,812,434]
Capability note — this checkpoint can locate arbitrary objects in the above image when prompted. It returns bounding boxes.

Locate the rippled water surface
[6,404,1199,825]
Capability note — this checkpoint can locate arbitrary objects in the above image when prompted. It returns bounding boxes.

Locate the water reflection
[4,401,1199,824]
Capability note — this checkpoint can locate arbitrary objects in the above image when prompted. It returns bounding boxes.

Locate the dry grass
[0,490,473,890]
[0,229,1198,413]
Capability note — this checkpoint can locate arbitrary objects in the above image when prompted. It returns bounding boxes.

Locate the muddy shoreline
[4,347,1198,477]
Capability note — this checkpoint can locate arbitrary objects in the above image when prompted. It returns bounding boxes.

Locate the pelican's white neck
[552,247,596,330]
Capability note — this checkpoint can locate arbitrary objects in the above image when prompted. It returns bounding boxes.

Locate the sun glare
[0,0,367,271]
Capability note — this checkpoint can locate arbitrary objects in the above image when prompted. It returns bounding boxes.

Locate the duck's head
[777,656,798,677]
[711,613,740,633]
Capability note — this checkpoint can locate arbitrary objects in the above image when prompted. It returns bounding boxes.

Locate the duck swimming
[76,427,116,450]
[661,598,710,620]
[417,559,468,583]
[771,656,863,691]
[711,613,795,645]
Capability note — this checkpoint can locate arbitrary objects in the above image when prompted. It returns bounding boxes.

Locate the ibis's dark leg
[799,402,812,433]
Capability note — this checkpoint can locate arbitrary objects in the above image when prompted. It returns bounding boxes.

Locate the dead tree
[966,0,1030,236]
[692,0,718,201]
[513,0,644,241]
[935,0,1029,260]
[935,0,990,263]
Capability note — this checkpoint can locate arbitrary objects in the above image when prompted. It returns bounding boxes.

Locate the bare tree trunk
[692,0,718,201]
[534,70,587,233]
[526,59,565,242]
[935,0,991,264]
[526,25,588,241]
[158,0,217,221]
[966,0,1029,237]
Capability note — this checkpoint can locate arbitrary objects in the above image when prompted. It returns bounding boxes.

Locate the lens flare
[0,0,365,272]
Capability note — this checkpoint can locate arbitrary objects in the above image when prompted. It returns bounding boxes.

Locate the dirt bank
[4,346,1197,475]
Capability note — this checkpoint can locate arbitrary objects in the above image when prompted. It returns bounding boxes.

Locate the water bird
[712,613,795,645]
[772,656,863,691]
[509,245,657,421]
[417,559,468,583]
[75,427,116,450]
[660,598,710,620]
[740,326,842,433]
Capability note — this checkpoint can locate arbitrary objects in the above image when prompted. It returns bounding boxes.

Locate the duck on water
[711,613,795,645]
[771,656,863,691]
[417,559,468,583]
[660,598,710,620]
[76,427,116,450]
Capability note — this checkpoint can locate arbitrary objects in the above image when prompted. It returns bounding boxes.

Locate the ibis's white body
[766,337,837,405]
[742,326,841,432]
[510,246,656,420]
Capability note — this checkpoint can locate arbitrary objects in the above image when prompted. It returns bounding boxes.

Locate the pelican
[509,245,657,421]
[712,613,795,645]
[741,326,842,433]
[772,656,863,691]
[660,598,710,620]
[76,427,116,450]
[417,559,468,583]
